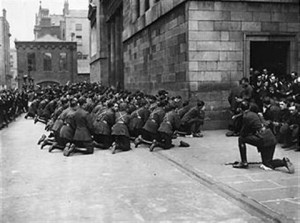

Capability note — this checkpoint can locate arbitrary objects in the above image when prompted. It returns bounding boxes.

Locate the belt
[150,119,156,123]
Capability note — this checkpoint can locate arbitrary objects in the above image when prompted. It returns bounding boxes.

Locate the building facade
[15,35,77,90]
[9,49,18,89]
[0,9,11,89]
[34,0,90,78]
[90,0,300,129]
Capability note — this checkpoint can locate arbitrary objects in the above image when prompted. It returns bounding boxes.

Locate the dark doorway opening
[250,41,290,77]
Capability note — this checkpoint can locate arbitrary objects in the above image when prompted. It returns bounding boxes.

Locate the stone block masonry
[123,3,189,97]
[121,0,299,129]
[187,0,299,129]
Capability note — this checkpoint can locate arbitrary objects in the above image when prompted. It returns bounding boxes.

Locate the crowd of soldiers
[227,69,300,152]
[0,89,29,129]
[20,82,205,156]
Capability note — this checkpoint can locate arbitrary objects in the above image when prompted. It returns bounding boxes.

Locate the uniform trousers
[238,134,285,169]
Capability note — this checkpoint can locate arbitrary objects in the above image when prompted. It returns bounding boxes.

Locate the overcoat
[73,107,94,142]
[143,107,165,134]
[158,110,180,135]
[112,111,130,137]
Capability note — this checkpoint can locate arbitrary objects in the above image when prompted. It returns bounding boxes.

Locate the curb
[155,152,295,223]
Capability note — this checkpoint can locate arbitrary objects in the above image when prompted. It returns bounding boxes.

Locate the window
[75,23,82,31]
[59,53,67,71]
[145,0,150,11]
[43,53,52,71]
[76,35,82,45]
[136,0,140,18]
[27,52,36,71]
[91,25,97,56]
[77,51,83,59]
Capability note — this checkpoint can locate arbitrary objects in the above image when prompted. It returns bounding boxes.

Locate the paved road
[0,115,265,222]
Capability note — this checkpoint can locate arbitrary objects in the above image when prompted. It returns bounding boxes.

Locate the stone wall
[187,0,300,129]
[123,1,189,97]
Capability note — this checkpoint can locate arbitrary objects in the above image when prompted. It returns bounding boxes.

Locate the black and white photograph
[0,0,299,222]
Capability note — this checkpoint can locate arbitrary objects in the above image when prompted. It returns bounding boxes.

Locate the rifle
[225,161,262,165]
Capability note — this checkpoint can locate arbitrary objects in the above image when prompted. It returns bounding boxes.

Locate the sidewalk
[156,130,300,222]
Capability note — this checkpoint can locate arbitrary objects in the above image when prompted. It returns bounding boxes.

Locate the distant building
[0,9,11,89]
[9,48,18,89]
[15,35,78,90]
[89,0,300,129]
[34,0,90,78]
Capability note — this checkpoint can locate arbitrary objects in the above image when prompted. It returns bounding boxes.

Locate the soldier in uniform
[111,102,131,154]
[25,98,40,119]
[261,96,281,135]
[128,98,150,138]
[92,100,115,150]
[134,99,167,148]
[179,100,205,137]
[63,97,94,156]
[149,101,181,152]
[233,101,295,174]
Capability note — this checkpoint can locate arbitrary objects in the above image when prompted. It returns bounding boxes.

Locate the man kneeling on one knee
[233,101,294,174]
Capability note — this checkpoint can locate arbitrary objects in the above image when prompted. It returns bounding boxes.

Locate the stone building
[89,0,300,129]
[0,9,11,89]
[9,48,18,89]
[15,35,78,89]
[34,0,90,78]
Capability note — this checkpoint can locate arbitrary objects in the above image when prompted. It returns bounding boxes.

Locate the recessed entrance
[250,41,290,76]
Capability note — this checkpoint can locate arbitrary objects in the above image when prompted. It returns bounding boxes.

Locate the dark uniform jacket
[52,106,68,133]
[128,106,150,132]
[158,110,181,135]
[143,106,165,133]
[240,111,262,137]
[241,110,277,147]
[112,111,130,137]
[263,104,281,123]
[59,108,76,140]
[181,106,205,125]
[73,107,94,142]
[177,105,192,119]
[27,99,40,116]
[93,107,115,135]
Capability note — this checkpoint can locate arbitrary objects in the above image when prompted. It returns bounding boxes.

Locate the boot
[179,141,190,147]
[134,135,142,148]
[37,134,46,145]
[283,157,295,174]
[149,140,158,152]
[111,142,117,154]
